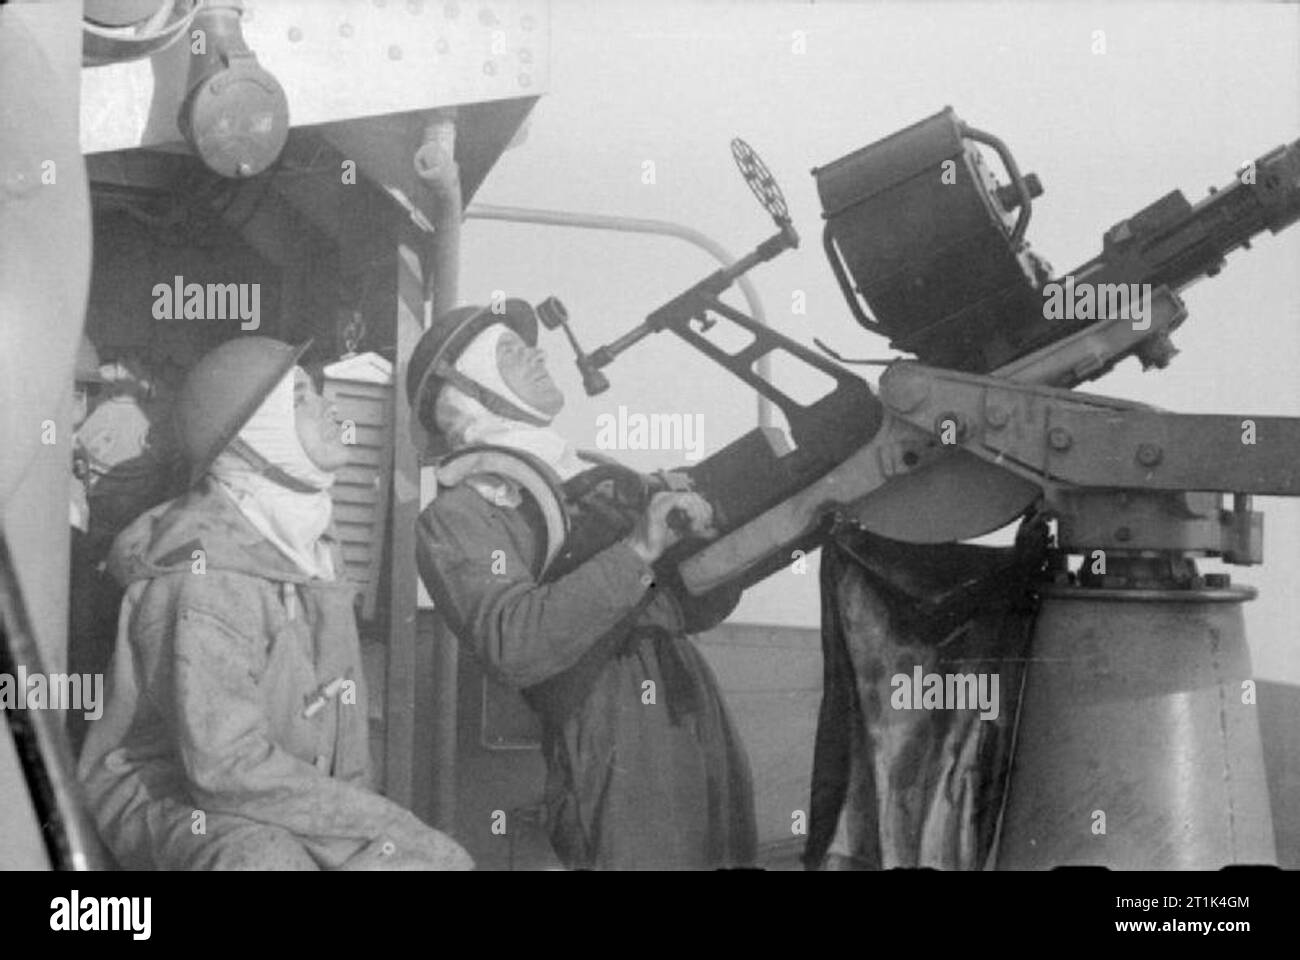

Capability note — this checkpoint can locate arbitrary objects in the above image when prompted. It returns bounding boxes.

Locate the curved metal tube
[464,203,775,428]
[961,123,1033,246]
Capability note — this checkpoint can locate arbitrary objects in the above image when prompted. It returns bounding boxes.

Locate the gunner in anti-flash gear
[79,336,472,870]
[410,299,757,870]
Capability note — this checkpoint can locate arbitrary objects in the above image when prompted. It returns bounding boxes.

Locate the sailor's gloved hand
[625,492,716,564]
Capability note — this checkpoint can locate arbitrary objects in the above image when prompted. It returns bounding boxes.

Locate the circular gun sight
[731,137,791,225]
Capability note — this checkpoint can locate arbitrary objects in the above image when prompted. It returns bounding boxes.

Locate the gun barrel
[1013,137,1300,365]
[1076,137,1300,294]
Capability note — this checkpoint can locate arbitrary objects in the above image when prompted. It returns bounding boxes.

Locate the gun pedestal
[998,526,1276,868]
[1001,574,1273,868]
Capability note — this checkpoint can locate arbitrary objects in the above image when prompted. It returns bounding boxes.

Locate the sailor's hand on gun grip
[625,492,716,564]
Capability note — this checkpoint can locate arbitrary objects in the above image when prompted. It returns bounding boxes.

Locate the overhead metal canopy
[81,0,549,155]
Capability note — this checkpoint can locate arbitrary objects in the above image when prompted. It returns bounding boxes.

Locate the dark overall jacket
[417,454,757,869]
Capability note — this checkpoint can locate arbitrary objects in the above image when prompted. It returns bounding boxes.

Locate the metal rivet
[436,36,450,54]
[518,48,533,64]
[1136,442,1162,467]
[388,44,403,60]
[1048,427,1072,452]
[985,405,1009,429]
[1115,526,1131,542]
[288,26,303,42]
[483,60,497,76]
[339,22,354,37]
[521,14,535,30]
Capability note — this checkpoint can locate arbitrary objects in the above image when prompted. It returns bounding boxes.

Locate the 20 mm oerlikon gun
[547,109,1300,867]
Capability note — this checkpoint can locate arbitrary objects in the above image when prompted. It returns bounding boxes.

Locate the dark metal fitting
[1047,426,1072,452]
[1136,442,1163,467]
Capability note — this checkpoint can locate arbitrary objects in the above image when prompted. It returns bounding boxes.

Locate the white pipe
[464,203,775,428]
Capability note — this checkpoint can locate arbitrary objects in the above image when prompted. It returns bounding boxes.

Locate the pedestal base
[997,584,1276,869]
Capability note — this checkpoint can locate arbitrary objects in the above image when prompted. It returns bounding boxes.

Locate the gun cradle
[676,358,1300,596]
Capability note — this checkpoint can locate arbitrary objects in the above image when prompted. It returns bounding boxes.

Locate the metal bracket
[1052,489,1262,563]
[880,362,1300,496]
[996,285,1188,388]
[877,361,1294,559]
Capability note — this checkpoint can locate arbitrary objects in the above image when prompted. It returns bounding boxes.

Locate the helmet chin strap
[434,362,552,428]
[226,437,325,494]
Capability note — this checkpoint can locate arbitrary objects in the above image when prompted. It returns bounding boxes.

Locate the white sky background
[459,0,1300,682]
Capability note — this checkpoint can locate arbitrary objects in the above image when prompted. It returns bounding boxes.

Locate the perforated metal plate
[731,137,790,223]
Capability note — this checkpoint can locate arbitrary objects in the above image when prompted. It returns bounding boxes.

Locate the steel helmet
[174,336,309,486]
[406,299,540,454]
